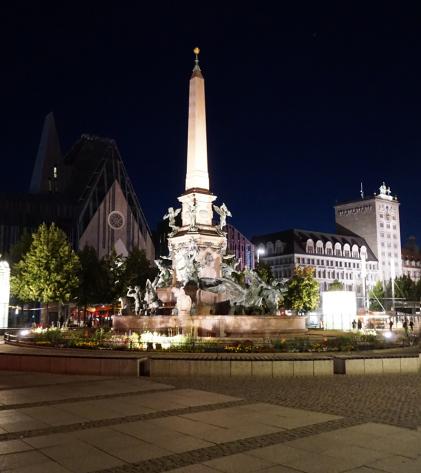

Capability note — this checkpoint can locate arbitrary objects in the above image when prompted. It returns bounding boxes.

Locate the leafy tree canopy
[255,261,274,284]
[123,248,157,290]
[369,281,385,311]
[10,223,80,304]
[394,275,417,300]
[100,248,157,304]
[76,245,109,306]
[284,266,319,313]
[7,229,33,267]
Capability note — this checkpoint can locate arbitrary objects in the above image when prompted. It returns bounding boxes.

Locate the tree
[394,275,416,301]
[10,223,80,322]
[123,248,157,290]
[7,230,33,266]
[255,261,274,284]
[328,280,344,291]
[77,246,109,309]
[369,281,385,311]
[102,250,126,305]
[284,266,319,314]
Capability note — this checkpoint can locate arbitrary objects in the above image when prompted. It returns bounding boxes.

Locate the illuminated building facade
[335,182,402,283]
[253,229,379,300]
[226,224,255,270]
[253,183,414,304]
[401,237,421,281]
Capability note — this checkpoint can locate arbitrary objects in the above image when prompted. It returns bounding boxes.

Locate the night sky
[2,3,421,245]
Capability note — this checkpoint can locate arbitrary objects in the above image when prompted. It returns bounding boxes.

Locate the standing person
[357,319,362,330]
[409,319,414,332]
[352,319,357,330]
[403,318,408,336]
[389,319,394,330]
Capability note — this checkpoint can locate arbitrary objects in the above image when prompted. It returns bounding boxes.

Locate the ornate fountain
[113,49,306,337]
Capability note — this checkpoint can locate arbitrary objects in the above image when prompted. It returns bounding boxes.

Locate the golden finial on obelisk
[193,47,200,70]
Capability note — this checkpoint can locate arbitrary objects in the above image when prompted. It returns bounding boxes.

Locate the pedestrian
[352,319,357,330]
[389,319,394,330]
[403,318,408,336]
[357,319,362,330]
[409,319,414,332]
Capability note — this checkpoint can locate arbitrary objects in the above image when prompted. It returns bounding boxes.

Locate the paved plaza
[0,371,419,472]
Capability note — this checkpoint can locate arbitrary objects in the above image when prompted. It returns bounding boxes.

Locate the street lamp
[256,248,265,264]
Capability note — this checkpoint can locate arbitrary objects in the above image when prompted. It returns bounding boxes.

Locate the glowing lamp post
[256,248,265,264]
[0,260,10,328]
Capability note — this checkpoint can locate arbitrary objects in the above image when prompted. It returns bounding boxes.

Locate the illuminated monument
[112,49,305,337]
[113,49,306,337]
[167,48,229,285]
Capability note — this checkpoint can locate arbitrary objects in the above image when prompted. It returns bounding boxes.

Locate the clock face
[107,211,125,230]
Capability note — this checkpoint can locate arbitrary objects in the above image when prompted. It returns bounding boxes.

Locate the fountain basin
[112,314,307,338]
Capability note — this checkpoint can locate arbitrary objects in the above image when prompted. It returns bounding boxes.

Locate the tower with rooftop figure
[166,48,230,285]
[335,182,402,284]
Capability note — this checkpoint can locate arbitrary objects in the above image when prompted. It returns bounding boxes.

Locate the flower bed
[9,326,411,353]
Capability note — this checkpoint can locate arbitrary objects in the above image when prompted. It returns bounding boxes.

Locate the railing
[4,331,35,344]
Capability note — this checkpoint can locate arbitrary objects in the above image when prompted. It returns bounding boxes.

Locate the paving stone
[367,455,421,473]
[3,461,73,473]
[203,452,275,472]
[0,450,51,471]
[41,441,125,472]
[156,374,421,428]
[0,370,420,473]
[0,439,33,454]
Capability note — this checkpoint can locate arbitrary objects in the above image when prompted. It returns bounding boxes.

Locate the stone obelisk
[168,48,227,284]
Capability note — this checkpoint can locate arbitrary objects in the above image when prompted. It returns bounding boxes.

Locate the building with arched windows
[252,229,379,301]
[401,237,421,281]
[252,182,417,309]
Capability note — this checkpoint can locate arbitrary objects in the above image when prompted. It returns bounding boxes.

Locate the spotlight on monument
[383,331,393,340]
[19,329,30,337]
